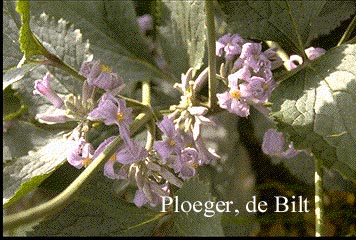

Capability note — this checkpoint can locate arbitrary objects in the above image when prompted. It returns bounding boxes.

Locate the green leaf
[220,1,356,54]
[3,121,73,207]
[16,0,48,61]
[28,1,178,97]
[270,44,356,182]
[3,3,22,70]
[27,176,160,236]
[168,177,224,236]
[158,0,207,77]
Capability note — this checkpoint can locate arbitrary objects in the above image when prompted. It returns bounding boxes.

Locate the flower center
[109,153,117,162]
[254,54,259,60]
[190,162,199,169]
[262,83,269,91]
[168,139,176,147]
[82,157,92,168]
[230,89,241,99]
[117,112,124,122]
[100,64,112,73]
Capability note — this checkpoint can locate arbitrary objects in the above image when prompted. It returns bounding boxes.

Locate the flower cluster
[33,60,220,208]
[216,33,282,117]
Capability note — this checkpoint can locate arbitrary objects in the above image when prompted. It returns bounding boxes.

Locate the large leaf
[270,44,356,182]
[158,0,207,77]
[167,177,224,236]
[220,1,356,54]
[3,121,73,207]
[28,1,176,84]
[27,176,160,236]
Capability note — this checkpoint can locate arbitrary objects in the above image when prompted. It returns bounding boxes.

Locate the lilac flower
[217,74,250,117]
[304,47,326,60]
[36,112,70,124]
[154,116,183,163]
[286,54,303,70]
[33,72,64,109]
[3,120,15,133]
[133,182,170,207]
[67,138,94,169]
[88,94,133,144]
[116,140,148,164]
[79,61,124,92]
[171,147,199,179]
[216,33,245,60]
[262,129,302,159]
[263,47,283,70]
[195,137,221,165]
[240,76,275,103]
[240,42,271,73]
[188,106,213,140]
[137,14,153,34]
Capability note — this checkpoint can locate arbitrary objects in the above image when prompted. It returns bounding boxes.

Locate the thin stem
[205,0,217,109]
[3,112,152,231]
[337,14,356,46]
[315,156,324,237]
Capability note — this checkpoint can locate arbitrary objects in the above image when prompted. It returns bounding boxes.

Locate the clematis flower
[33,72,64,109]
[154,116,183,163]
[88,94,133,145]
[240,42,271,73]
[216,33,245,60]
[240,76,276,103]
[262,128,302,159]
[172,147,199,179]
[217,72,250,117]
[67,138,94,169]
[79,61,124,93]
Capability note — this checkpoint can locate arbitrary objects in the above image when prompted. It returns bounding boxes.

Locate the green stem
[205,0,217,109]
[337,14,356,46]
[315,156,324,237]
[3,112,152,231]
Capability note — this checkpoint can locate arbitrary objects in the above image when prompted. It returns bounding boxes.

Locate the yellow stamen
[230,90,241,99]
[117,112,124,122]
[82,157,92,168]
[262,83,269,91]
[254,54,259,60]
[100,64,112,73]
[109,153,117,162]
[191,162,199,169]
[168,139,176,146]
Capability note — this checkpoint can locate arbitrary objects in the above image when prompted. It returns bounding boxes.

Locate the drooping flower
[79,61,124,93]
[133,182,170,207]
[304,47,326,60]
[88,94,133,144]
[33,72,64,109]
[154,116,183,163]
[67,138,94,169]
[137,14,153,34]
[262,128,302,159]
[187,106,213,140]
[286,54,303,70]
